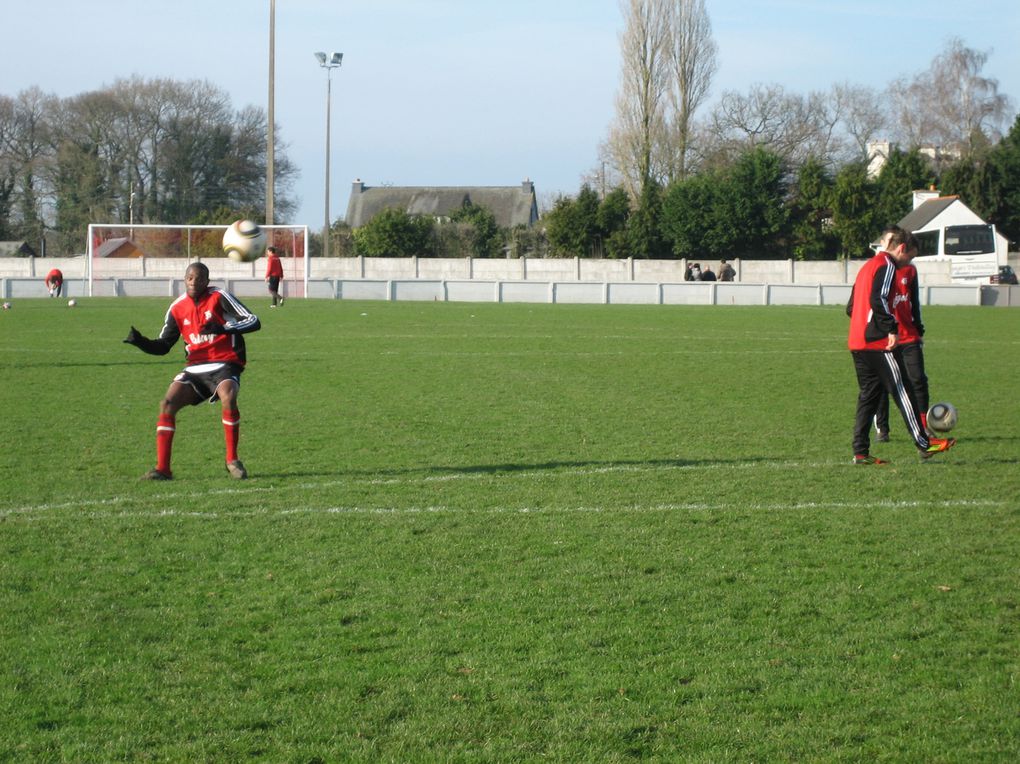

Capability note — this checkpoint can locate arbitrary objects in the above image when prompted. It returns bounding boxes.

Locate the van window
[944,225,995,255]
[915,230,940,256]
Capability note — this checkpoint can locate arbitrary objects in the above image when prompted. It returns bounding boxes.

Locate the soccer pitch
[1,297,1017,761]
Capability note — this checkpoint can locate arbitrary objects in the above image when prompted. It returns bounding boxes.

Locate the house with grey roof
[95,237,143,258]
[904,188,1010,282]
[0,241,37,257]
[345,179,539,229]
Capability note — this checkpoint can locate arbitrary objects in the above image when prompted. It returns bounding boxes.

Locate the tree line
[0,76,296,255]
[338,118,1020,262]
[542,122,1020,261]
[580,0,1018,260]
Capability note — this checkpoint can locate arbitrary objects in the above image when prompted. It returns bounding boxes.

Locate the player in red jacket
[847,226,954,464]
[45,268,63,297]
[265,246,284,307]
[871,256,928,441]
[123,262,261,480]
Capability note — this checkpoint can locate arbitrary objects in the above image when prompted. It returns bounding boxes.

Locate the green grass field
[1,296,1018,761]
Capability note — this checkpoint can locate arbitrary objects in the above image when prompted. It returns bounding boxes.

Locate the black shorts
[267,276,281,291]
[173,362,243,404]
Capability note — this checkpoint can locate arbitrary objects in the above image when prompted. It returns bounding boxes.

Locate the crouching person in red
[45,268,63,297]
[124,262,261,480]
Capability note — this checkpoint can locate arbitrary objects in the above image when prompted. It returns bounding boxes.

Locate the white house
[901,189,1009,283]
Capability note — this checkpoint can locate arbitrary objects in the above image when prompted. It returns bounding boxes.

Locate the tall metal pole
[324,68,332,258]
[266,0,276,225]
[316,52,341,257]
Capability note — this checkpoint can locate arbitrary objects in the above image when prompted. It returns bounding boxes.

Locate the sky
[3,0,1018,227]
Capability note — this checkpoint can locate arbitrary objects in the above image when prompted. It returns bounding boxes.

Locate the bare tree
[661,0,717,182]
[887,37,1012,155]
[605,0,671,199]
[700,83,855,169]
[8,88,58,239]
[604,0,717,198]
[831,83,887,162]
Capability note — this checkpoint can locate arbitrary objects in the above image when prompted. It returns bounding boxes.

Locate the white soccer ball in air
[67,299,77,307]
[222,219,268,262]
[927,402,958,433]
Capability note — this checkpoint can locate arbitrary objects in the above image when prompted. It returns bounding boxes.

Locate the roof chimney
[912,186,939,210]
[352,178,364,194]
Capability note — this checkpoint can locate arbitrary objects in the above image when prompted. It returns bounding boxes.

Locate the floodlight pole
[316,51,343,258]
[266,0,276,225]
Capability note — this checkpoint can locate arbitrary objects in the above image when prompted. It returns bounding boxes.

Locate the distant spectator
[691,263,702,281]
[684,263,694,282]
[45,268,63,297]
[718,260,736,282]
[701,266,717,282]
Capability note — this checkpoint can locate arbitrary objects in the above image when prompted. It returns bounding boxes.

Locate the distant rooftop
[346,180,539,229]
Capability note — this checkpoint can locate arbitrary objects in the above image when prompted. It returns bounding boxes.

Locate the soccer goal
[85,223,310,298]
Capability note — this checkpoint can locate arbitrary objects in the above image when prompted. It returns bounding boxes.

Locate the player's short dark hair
[267,246,279,254]
[186,262,210,278]
[882,226,919,254]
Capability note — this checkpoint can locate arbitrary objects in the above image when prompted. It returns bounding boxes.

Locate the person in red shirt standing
[871,234,929,442]
[265,246,284,307]
[123,262,261,480]
[847,226,954,464]
[45,268,63,297]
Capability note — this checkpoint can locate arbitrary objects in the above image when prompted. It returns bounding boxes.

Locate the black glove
[200,321,228,335]
[123,325,172,356]
[123,325,146,346]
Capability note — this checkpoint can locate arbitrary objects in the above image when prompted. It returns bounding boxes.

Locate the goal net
[85,223,309,298]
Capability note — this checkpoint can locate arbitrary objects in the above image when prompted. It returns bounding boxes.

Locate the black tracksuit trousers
[852,347,929,456]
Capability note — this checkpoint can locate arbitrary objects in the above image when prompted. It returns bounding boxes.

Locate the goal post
[85,223,310,298]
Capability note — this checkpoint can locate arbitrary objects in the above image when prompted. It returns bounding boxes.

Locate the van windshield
[944,225,995,255]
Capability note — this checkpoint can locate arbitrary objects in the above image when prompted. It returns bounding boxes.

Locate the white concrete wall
[0,255,957,286]
[1,254,988,308]
[4,274,1010,306]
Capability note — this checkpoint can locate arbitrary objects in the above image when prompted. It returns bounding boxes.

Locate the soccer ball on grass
[926,402,958,433]
[67,299,77,307]
[222,220,267,262]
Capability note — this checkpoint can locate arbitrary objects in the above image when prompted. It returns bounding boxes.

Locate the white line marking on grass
[2,497,1005,522]
[0,460,1005,518]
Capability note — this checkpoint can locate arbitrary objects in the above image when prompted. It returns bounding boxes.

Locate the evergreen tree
[449,201,504,258]
[353,208,435,258]
[874,148,932,228]
[597,187,632,259]
[661,171,725,258]
[828,162,878,258]
[628,179,668,259]
[544,185,601,257]
[725,147,790,259]
[788,157,836,260]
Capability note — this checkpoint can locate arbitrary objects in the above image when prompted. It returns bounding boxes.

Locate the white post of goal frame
[304,225,310,296]
[86,224,95,297]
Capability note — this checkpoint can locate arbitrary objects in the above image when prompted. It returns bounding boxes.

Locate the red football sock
[156,413,176,475]
[223,409,240,463]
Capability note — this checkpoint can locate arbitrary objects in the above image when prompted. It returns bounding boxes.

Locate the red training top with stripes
[888,263,924,345]
[157,287,260,366]
[848,251,900,351]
